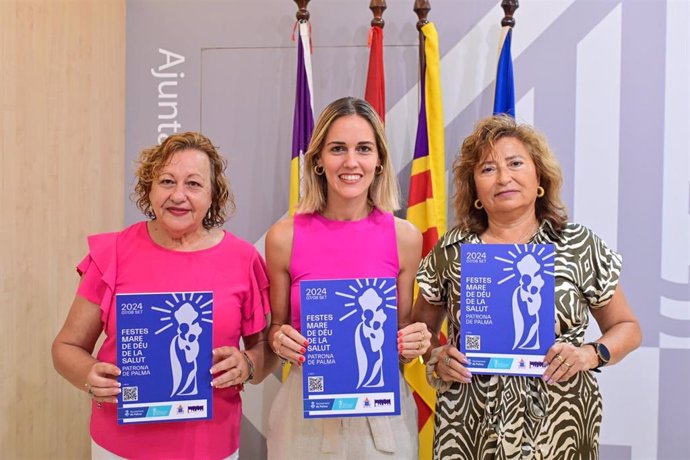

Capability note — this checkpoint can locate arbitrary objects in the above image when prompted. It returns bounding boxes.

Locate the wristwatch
[586,342,610,369]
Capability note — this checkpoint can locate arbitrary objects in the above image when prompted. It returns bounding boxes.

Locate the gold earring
[314,164,325,176]
[537,186,545,197]
[375,164,383,176]
[474,199,483,210]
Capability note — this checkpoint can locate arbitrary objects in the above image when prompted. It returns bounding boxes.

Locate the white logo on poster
[152,293,213,397]
[495,246,554,351]
[336,279,397,389]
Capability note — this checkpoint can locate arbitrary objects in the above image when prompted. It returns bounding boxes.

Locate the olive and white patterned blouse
[417,221,621,459]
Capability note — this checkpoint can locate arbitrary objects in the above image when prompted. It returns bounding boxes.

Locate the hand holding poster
[116,292,213,424]
[300,278,400,418]
[460,244,555,376]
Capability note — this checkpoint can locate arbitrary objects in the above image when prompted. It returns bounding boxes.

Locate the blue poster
[116,292,213,424]
[460,244,555,376]
[300,278,400,418]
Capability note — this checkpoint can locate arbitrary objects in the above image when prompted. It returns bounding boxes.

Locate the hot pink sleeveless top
[289,208,399,331]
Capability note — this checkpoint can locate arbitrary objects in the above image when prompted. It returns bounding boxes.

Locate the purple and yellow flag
[289,21,315,216]
[493,27,515,117]
[404,22,447,460]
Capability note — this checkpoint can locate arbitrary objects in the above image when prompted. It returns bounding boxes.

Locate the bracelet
[270,322,284,328]
[241,351,255,383]
[425,346,452,392]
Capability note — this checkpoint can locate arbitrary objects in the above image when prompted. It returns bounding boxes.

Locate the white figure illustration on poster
[152,293,213,397]
[336,279,397,389]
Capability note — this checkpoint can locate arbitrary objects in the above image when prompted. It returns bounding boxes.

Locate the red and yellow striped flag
[405,22,446,460]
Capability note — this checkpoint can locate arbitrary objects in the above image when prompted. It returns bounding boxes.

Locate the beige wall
[1,1,125,458]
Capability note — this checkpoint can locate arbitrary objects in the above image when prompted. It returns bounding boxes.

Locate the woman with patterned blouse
[412,115,641,459]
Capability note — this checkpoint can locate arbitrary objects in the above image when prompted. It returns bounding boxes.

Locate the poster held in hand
[116,291,213,424]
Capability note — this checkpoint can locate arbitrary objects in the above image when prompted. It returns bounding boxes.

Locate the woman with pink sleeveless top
[265,97,429,459]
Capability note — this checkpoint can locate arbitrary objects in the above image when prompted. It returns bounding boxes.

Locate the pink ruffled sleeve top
[76,221,269,459]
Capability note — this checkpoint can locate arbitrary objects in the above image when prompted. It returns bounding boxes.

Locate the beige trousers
[266,365,419,460]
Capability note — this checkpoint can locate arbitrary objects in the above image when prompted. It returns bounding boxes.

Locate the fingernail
[398,331,403,337]
[299,356,305,363]
[303,340,309,347]
[398,346,403,353]
[116,388,121,394]
[300,347,306,354]
[210,381,215,387]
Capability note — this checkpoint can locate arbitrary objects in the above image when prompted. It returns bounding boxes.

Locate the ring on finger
[444,355,451,366]
[563,361,571,368]
[417,341,422,350]
[555,354,564,363]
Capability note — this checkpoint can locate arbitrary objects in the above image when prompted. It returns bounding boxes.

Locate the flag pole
[369,0,386,28]
[500,0,519,27]
[287,0,314,380]
[413,0,430,87]
[294,0,310,21]
[413,0,430,29]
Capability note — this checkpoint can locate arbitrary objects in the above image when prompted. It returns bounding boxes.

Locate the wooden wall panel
[0,1,125,458]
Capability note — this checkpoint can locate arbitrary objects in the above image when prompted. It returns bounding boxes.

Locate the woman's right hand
[433,344,472,384]
[272,324,308,366]
[84,361,121,404]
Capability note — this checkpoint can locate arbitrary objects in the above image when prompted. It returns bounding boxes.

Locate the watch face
[597,343,611,364]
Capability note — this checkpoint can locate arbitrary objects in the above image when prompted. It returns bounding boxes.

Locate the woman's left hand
[210,346,248,389]
[398,322,432,359]
[542,342,591,384]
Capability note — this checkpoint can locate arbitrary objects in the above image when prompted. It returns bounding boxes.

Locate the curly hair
[297,97,400,213]
[132,132,234,229]
[452,115,568,233]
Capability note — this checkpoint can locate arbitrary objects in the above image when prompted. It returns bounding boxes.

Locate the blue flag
[493,27,515,117]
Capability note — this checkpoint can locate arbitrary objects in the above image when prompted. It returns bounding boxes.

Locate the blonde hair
[453,115,568,233]
[133,132,234,229]
[297,97,400,213]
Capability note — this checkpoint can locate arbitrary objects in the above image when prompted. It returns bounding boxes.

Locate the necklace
[482,224,540,244]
